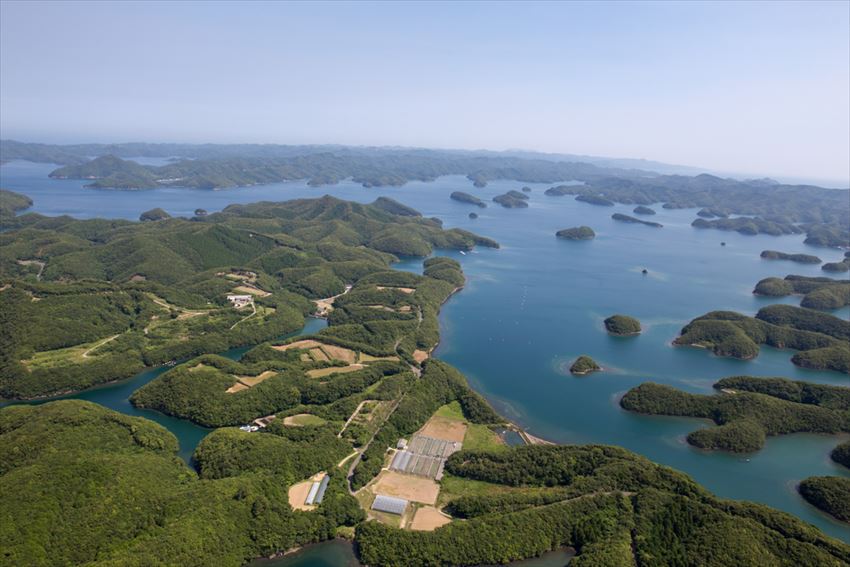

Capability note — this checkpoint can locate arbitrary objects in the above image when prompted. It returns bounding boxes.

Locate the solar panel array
[389,434,462,479]
[371,494,408,515]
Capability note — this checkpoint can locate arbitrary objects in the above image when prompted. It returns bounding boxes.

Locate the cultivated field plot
[371,471,440,505]
[409,506,452,531]
[419,416,467,443]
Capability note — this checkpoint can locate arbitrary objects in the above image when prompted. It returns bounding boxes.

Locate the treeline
[131,355,404,427]
[674,309,849,373]
[0,400,362,567]
[621,378,850,453]
[754,275,850,310]
[356,443,850,566]
[1,196,498,398]
[798,476,850,523]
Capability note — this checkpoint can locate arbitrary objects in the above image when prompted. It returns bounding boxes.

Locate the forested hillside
[0,196,497,398]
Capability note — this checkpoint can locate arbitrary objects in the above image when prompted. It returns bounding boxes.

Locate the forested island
[604,314,641,335]
[823,260,850,273]
[569,355,600,375]
[450,191,486,207]
[760,250,822,264]
[3,139,848,247]
[633,205,656,215]
[556,226,595,240]
[492,191,529,208]
[621,376,850,453]
[754,274,850,310]
[611,213,663,228]
[674,305,850,373]
[799,477,850,523]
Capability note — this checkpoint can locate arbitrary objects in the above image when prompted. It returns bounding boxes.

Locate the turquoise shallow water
[3,160,850,544]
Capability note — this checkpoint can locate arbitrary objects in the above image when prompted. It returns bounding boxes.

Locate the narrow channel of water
[2,317,328,462]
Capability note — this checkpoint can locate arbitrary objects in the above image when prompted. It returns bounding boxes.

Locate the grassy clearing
[285,413,327,426]
[463,423,507,452]
[437,475,519,507]
[433,400,465,421]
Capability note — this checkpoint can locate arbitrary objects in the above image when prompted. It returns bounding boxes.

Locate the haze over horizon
[1,1,848,186]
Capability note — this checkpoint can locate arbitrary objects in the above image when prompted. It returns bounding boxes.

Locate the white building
[226,294,253,308]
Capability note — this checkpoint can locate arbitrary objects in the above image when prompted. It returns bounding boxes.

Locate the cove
[3,160,850,543]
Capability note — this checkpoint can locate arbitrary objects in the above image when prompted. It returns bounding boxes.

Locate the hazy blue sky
[1,1,848,184]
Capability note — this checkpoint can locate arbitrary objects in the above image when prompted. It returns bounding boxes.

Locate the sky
[1,1,848,185]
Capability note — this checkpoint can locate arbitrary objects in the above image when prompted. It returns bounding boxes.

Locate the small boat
[459,251,466,256]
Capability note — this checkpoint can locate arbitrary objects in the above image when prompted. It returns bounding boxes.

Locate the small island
[556,226,595,240]
[760,250,821,264]
[570,355,601,375]
[798,477,850,523]
[696,208,729,219]
[493,192,529,208]
[544,185,576,196]
[832,440,850,468]
[139,207,171,222]
[451,191,487,208]
[468,212,478,219]
[633,205,656,215]
[604,314,641,336]
[611,213,662,228]
[576,194,614,206]
[823,261,850,273]
[521,186,531,193]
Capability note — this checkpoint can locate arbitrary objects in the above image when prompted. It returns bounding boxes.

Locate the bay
[3,160,849,543]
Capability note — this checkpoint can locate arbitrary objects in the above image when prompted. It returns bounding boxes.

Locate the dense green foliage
[823,260,850,273]
[754,304,850,341]
[194,425,351,481]
[754,275,850,310]
[492,192,529,208]
[692,216,802,237]
[139,207,171,221]
[450,191,486,207]
[760,250,822,264]
[621,377,850,452]
[0,400,361,567]
[570,355,601,375]
[556,226,595,240]
[604,314,641,335]
[799,476,850,523]
[832,441,850,468]
[633,205,656,215]
[611,213,662,227]
[575,194,615,206]
[357,444,850,566]
[0,188,32,219]
[0,197,497,398]
[675,309,849,372]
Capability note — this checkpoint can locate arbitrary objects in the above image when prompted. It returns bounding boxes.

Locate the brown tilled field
[409,506,452,531]
[371,471,440,505]
[419,416,467,443]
